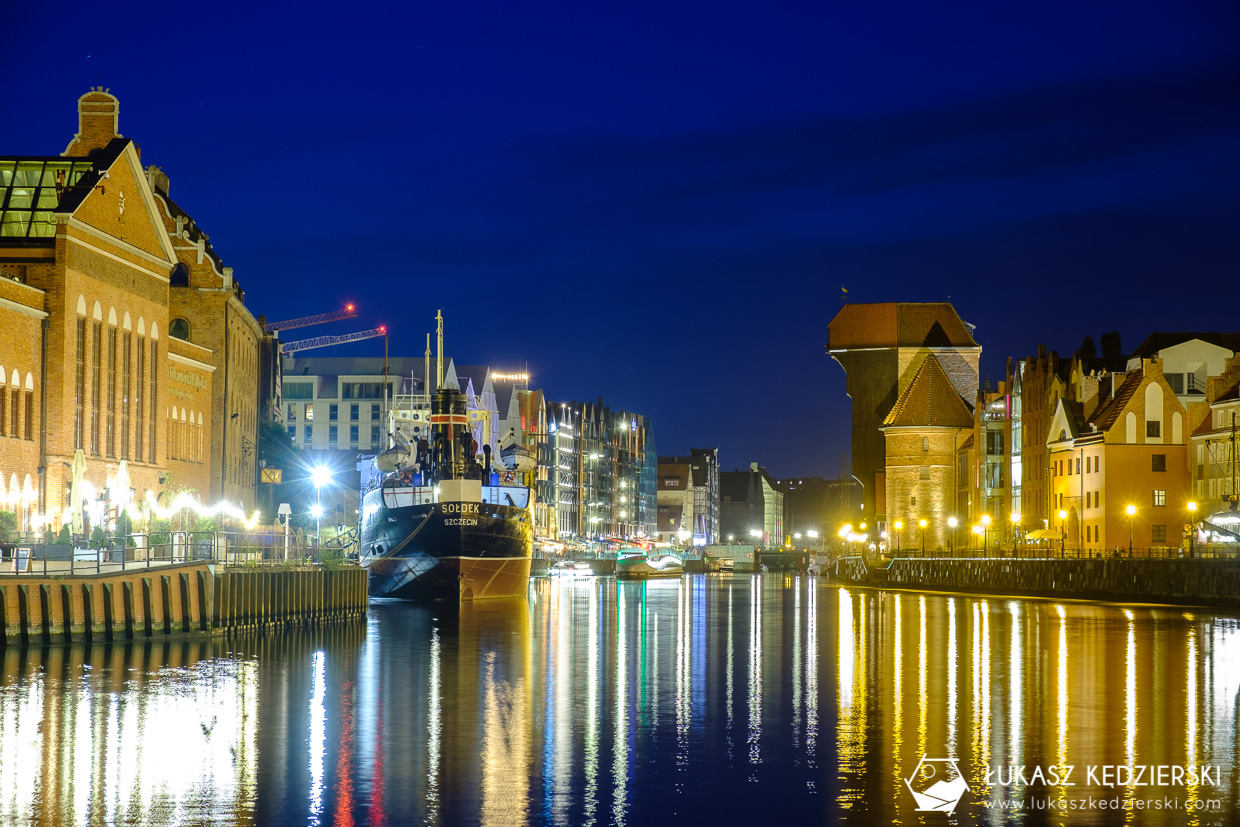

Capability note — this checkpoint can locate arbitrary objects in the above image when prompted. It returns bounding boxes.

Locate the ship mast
[436,309,444,390]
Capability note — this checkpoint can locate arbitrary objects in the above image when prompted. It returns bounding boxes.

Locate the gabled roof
[882,354,974,428]
[1129,332,1240,360]
[828,302,978,350]
[1087,371,1141,432]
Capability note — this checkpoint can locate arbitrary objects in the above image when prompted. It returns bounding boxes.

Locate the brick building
[0,89,263,535]
[827,302,981,526]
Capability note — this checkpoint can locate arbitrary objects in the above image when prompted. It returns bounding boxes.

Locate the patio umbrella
[69,449,86,535]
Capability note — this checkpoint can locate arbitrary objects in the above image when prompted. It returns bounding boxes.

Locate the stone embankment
[833,556,1240,608]
[1,562,368,647]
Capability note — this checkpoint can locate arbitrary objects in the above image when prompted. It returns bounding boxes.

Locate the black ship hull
[360,499,533,601]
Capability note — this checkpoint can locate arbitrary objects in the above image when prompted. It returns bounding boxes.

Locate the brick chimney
[64,88,121,157]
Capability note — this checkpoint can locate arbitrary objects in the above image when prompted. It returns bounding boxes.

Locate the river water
[1,574,1237,826]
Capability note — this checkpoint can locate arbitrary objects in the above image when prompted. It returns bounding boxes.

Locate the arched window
[170,318,190,341]
[169,262,189,287]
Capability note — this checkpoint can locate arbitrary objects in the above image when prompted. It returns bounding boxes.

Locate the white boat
[550,560,593,576]
[615,548,684,579]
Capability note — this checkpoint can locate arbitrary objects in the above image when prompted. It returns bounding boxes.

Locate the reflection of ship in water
[359,599,535,827]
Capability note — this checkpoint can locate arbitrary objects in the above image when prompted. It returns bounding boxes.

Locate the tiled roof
[1088,372,1141,432]
[882,354,974,428]
[827,302,978,350]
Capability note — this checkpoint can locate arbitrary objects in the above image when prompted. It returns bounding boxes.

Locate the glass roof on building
[0,159,95,239]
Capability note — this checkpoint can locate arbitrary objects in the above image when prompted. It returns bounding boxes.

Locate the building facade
[0,89,264,535]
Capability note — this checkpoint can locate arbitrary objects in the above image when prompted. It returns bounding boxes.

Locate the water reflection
[0,581,1237,825]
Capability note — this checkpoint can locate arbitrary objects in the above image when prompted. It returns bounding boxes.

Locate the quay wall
[834,556,1240,608]
[1,563,368,648]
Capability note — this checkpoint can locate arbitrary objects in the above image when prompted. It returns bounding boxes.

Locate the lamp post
[1188,501,1197,558]
[1010,511,1020,556]
[311,465,331,544]
[278,502,292,560]
[981,514,991,555]
[947,516,958,557]
[1125,504,1136,556]
[919,518,927,556]
[893,520,902,555]
[1057,509,1067,558]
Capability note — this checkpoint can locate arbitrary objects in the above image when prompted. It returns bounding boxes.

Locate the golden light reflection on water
[2,582,1238,826]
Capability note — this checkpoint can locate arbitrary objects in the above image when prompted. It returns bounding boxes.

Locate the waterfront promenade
[0,535,367,647]
[834,554,1240,608]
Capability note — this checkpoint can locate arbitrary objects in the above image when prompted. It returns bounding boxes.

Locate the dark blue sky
[4,1,1238,477]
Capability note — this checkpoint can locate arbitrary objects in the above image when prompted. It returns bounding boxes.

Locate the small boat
[704,555,734,573]
[550,560,593,576]
[615,548,684,579]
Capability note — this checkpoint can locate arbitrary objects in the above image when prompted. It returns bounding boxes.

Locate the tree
[0,511,16,543]
[1079,336,1097,360]
[1101,331,1122,358]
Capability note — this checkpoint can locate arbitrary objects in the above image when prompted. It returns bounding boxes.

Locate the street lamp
[1125,504,1137,556]
[948,516,958,556]
[1010,511,1020,556]
[918,518,927,556]
[310,503,323,543]
[981,514,991,554]
[1188,501,1198,558]
[311,465,331,543]
[893,520,902,554]
[1057,509,1067,558]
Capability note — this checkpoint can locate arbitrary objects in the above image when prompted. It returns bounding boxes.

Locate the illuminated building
[0,89,264,532]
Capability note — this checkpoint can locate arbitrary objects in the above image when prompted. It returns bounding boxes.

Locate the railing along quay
[0,532,368,649]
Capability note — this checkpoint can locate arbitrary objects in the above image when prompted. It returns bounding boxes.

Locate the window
[1152,454,1166,472]
[1167,373,1184,394]
[1075,458,1080,474]
[91,321,101,454]
[350,424,359,444]
[75,316,85,448]
[120,331,130,459]
[922,437,929,452]
[329,404,338,421]
[169,318,190,340]
[135,335,145,459]
[288,425,296,439]
[284,383,314,400]
[910,496,917,507]
[149,341,157,462]
[169,262,189,287]
[303,425,312,442]
[371,425,380,445]
[329,425,338,443]
[1152,489,1166,506]
[287,404,296,421]
[106,326,116,456]
[350,404,359,422]
[1152,525,1167,543]
[305,406,314,421]
[371,406,380,421]
[1146,421,1160,438]
[919,467,930,481]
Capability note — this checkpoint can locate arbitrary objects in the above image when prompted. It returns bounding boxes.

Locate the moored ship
[358,375,533,601]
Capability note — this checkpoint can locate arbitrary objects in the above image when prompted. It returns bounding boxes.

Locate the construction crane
[265,304,358,332]
[281,326,386,355]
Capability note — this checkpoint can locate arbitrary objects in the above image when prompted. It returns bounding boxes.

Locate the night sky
[4,1,1238,478]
